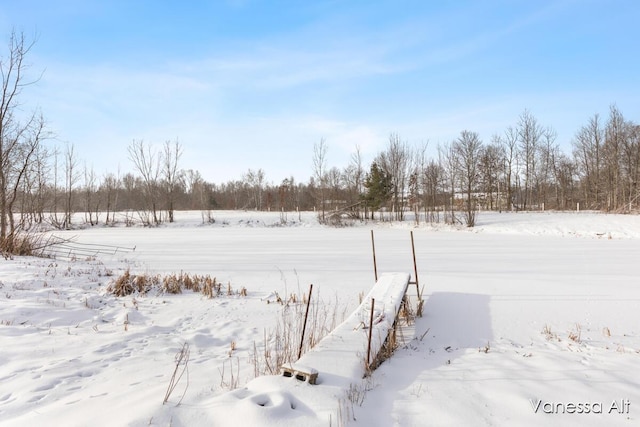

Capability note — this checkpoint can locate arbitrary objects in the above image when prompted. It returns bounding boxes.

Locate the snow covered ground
[1,210,639,426]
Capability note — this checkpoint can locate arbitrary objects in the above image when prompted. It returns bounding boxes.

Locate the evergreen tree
[363,162,392,219]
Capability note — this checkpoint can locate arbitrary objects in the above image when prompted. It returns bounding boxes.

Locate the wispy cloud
[184,41,407,92]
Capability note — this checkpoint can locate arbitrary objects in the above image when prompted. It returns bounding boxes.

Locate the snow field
[1,210,639,426]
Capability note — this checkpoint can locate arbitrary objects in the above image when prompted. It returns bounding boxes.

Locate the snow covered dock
[206,272,412,426]
[295,272,411,380]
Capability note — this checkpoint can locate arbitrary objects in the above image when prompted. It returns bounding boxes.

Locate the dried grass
[568,323,582,343]
[107,270,243,299]
[1,232,51,258]
[542,324,556,341]
[107,269,158,296]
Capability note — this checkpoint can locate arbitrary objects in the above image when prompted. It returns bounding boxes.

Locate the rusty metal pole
[410,231,420,300]
[366,297,375,368]
[298,283,313,360]
[371,230,378,282]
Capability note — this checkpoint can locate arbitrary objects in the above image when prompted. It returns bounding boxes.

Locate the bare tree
[63,143,80,228]
[377,133,413,220]
[19,139,50,228]
[496,127,519,211]
[4,114,47,235]
[408,169,420,225]
[83,163,99,225]
[537,126,557,210]
[101,172,120,225]
[455,130,483,226]
[243,168,265,210]
[553,151,576,210]
[119,173,136,214]
[343,145,364,218]
[573,114,604,209]
[603,105,632,211]
[517,110,543,210]
[421,159,444,223]
[478,142,501,211]
[439,142,459,225]
[162,139,183,222]
[410,143,428,225]
[128,139,161,225]
[621,124,640,211]
[312,138,328,222]
[278,178,291,217]
[184,169,205,210]
[1,30,50,249]
[325,166,343,212]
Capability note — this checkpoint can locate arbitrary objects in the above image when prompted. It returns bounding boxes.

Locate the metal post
[367,298,375,368]
[298,283,313,360]
[410,231,420,300]
[371,230,378,282]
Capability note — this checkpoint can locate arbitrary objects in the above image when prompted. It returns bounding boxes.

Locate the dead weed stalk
[163,342,190,405]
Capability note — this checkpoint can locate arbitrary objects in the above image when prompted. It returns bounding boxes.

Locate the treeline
[11,105,640,231]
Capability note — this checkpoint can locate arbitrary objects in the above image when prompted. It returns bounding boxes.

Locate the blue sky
[2,0,639,184]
